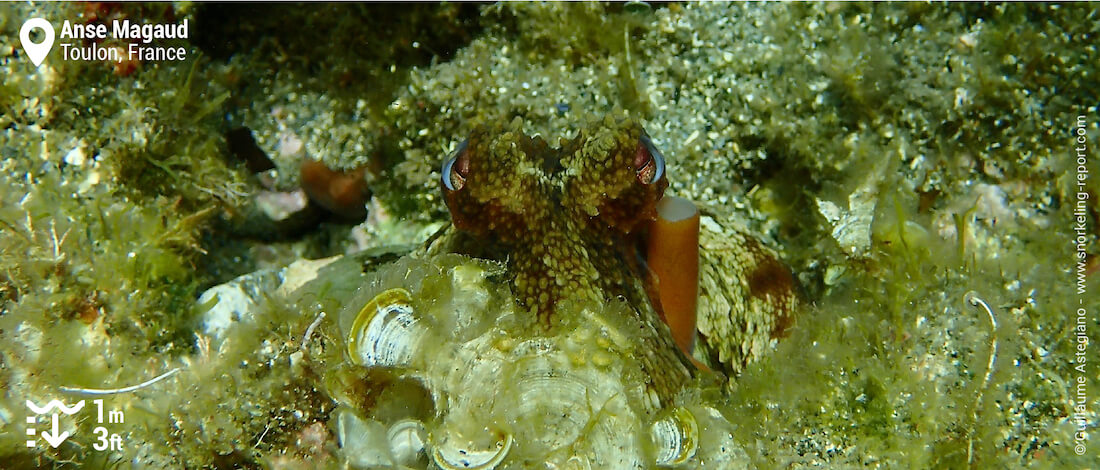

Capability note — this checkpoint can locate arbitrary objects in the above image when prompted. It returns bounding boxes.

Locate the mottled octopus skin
[695,216,801,378]
[440,114,802,401]
[443,115,666,322]
[441,115,695,403]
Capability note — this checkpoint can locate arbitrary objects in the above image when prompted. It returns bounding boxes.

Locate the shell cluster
[321,252,748,469]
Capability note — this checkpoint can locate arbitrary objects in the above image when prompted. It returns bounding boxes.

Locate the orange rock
[300,159,369,220]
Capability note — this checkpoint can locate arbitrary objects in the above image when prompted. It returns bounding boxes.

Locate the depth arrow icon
[40,414,69,448]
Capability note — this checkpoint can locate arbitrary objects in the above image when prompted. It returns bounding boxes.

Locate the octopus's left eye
[635,134,666,185]
[442,140,470,191]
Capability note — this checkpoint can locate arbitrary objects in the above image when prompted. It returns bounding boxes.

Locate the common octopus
[323,113,802,468]
[437,113,802,400]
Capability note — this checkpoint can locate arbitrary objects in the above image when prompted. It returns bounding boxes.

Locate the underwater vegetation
[0,1,1097,469]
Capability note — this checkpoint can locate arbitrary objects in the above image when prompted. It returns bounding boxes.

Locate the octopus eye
[441,139,470,191]
[635,134,666,185]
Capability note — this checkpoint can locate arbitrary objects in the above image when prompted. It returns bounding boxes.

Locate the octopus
[321,113,803,468]
[441,114,669,324]
[437,113,802,401]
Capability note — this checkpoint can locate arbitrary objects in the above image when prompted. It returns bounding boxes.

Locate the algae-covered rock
[295,242,747,469]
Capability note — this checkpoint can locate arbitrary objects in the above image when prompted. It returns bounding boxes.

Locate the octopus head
[440,116,668,240]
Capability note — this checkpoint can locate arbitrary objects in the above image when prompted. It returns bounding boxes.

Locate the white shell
[431,429,513,470]
[347,288,427,368]
[387,419,426,465]
[322,256,751,469]
[650,407,699,466]
[334,409,395,468]
[509,365,593,452]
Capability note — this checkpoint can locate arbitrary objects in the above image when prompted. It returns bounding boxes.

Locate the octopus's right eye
[635,134,666,185]
[442,140,470,191]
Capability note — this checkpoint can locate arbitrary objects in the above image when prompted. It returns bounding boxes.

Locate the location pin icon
[20,18,55,67]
